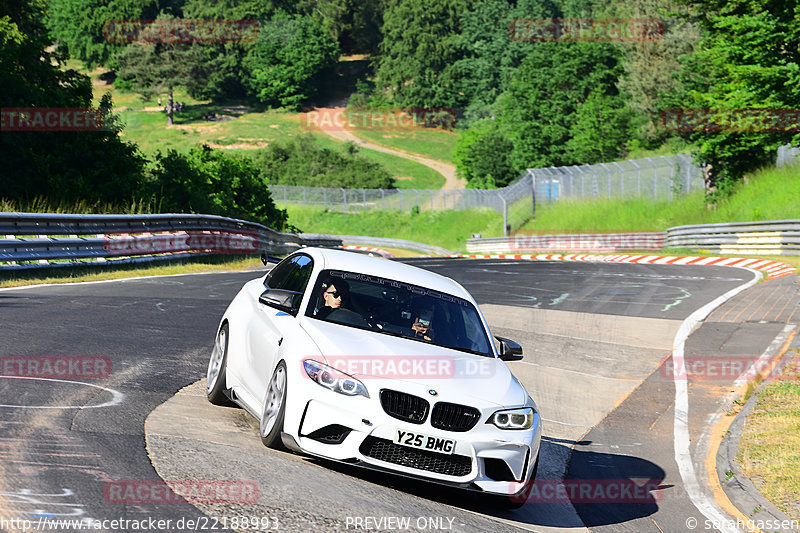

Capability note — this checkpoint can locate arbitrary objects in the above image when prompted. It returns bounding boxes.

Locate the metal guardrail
[0,213,341,269]
[465,220,800,256]
[301,233,453,256]
[665,220,800,255]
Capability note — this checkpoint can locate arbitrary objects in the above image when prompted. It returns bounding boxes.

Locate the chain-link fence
[530,154,703,205]
[266,186,516,213]
[268,154,702,236]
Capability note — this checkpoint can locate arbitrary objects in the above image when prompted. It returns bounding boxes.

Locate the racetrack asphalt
[0,259,795,532]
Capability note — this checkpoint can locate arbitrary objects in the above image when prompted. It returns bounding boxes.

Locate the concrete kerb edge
[716,333,800,531]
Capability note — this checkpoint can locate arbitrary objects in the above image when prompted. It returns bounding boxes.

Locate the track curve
[0,259,775,533]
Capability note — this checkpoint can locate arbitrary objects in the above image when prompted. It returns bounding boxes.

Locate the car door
[242,254,314,409]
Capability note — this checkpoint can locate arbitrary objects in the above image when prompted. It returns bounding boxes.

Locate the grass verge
[737,350,800,520]
[0,256,264,289]
[284,204,503,252]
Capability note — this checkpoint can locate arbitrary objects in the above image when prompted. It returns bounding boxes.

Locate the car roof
[298,247,470,299]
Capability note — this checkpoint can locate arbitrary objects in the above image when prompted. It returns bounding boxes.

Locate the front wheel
[260,360,288,449]
[207,322,234,406]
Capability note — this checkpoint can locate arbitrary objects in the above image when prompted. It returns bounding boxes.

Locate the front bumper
[284,383,542,496]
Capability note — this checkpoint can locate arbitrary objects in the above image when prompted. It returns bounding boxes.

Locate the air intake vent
[359,437,472,477]
[305,424,351,444]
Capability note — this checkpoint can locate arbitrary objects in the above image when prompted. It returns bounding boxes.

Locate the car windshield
[305,269,493,356]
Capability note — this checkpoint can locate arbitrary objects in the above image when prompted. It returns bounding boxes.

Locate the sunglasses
[325,290,341,298]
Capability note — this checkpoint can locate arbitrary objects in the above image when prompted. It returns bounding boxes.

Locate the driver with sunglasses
[314,278,370,328]
[321,282,346,313]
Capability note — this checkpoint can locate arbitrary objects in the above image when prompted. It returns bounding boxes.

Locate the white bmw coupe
[206,248,542,506]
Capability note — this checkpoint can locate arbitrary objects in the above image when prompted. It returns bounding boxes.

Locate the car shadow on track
[302,438,668,528]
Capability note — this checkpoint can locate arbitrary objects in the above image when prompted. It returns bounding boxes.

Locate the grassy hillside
[518,164,800,234]
[346,126,459,164]
[82,66,449,189]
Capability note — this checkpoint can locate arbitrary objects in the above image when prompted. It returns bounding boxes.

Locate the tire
[260,360,288,449]
[489,454,540,510]
[206,322,234,406]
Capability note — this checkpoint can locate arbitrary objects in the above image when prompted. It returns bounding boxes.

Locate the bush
[145,146,288,230]
[453,118,517,188]
[252,134,393,189]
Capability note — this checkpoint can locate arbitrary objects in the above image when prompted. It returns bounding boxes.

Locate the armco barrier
[0,213,341,269]
[467,220,800,257]
[666,220,800,255]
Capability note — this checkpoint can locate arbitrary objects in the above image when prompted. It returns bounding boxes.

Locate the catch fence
[268,154,703,236]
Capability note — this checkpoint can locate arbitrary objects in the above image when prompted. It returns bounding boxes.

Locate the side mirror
[495,336,523,361]
[259,289,299,314]
[261,250,283,265]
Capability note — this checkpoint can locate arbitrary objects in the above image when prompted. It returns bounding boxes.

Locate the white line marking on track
[671,268,761,533]
[0,376,124,409]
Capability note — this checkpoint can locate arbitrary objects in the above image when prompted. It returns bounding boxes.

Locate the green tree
[668,1,800,193]
[180,0,289,99]
[1,0,145,204]
[567,88,635,164]
[453,118,517,188]
[295,0,385,54]
[498,41,628,169]
[46,0,173,69]
[374,0,473,108]
[612,0,701,144]
[451,0,559,123]
[115,17,206,125]
[245,14,339,108]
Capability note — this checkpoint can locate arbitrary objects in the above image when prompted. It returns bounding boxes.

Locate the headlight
[303,360,369,398]
[487,407,535,430]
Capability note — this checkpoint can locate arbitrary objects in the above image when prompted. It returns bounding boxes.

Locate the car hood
[299,318,526,408]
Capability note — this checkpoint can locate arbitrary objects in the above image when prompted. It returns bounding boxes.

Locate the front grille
[305,424,351,444]
[380,389,429,424]
[359,437,472,477]
[431,402,481,432]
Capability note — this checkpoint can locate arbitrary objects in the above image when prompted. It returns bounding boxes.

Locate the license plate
[394,429,455,455]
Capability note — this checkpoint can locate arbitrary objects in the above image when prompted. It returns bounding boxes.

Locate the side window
[264,254,314,312]
[279,255,314,293]
[265,260,295,289]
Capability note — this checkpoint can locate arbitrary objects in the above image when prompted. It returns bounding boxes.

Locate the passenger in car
[411,306,435,341]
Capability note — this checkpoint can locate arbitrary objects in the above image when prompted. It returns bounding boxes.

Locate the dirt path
[306,108,466,190]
